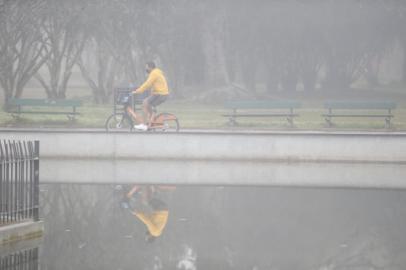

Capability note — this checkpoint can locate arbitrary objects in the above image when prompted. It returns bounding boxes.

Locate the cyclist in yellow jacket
[125,185,175,242]
[132,61,169,131]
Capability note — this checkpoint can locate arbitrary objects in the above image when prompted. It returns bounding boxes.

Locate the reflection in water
[119,185,175,242]
[39,184,406,270]
[0,248,38,270]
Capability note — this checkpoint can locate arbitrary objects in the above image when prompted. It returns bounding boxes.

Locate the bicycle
[105,88,180,132]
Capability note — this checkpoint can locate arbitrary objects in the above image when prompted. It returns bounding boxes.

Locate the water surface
[34,184,406,270]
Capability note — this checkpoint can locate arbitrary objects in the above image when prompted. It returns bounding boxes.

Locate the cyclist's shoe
[134,124,148,131]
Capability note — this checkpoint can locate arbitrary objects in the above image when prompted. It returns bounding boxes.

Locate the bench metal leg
[11,105,22,120]
[385,117,391,129]
[227,116,237,126]
[227,109,238,126]
[325,108,333,128]
[287,116,294,127]
[67,114,75,121]
[325,117,333,128]
[11,113,21,120]
[68,106,77,121]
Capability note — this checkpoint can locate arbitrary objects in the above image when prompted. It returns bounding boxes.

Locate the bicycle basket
[116,92,131,105]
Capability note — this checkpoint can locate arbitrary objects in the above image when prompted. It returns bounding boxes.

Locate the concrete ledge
[0,221,43,256]
[2,129,406,163]
[41,159,406,189]
[1,127,406,136]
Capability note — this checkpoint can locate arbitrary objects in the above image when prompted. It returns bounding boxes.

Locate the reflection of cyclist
[125,185,175,243]
[132,61,169,131]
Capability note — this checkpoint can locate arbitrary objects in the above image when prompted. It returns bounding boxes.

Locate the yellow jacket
[136,68,169,95]
[133,210,169,237]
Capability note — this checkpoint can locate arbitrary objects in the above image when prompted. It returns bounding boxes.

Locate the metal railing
[0,248,39,270]
[0,140,39,225]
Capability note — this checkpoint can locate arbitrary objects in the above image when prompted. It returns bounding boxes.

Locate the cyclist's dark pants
[145,94,168,107]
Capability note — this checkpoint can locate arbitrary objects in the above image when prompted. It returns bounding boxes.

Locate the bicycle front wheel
[105,113,133,132]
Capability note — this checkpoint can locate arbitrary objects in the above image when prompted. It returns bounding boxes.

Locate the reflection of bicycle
[105,88,179,132]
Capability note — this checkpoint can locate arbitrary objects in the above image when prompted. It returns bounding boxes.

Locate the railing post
[33,141,39,221]
[0,141,3,224]
[0,140,40,225]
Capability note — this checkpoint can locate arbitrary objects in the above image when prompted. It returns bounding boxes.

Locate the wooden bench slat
[322,114,393,118]
[9,111,81,115]
[7,98,82,121]
[222,100,301,126]
[324,101,396,110]
[322,101,396,128]
[224,100,301,109]
[9,98,82,107]
[223,113,299,117]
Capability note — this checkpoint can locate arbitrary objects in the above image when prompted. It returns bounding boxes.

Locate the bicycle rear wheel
[105,113,133,132]
[158,113,180,132]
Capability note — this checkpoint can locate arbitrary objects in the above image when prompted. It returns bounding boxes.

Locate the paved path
[1,127,406,136]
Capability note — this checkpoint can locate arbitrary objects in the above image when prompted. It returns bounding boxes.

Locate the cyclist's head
[145,61,156,74]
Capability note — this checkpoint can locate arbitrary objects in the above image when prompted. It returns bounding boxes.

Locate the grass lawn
[1,99,405,131]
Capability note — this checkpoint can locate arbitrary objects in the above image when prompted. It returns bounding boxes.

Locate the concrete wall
[41,158,406,189]
[1,129,406,162]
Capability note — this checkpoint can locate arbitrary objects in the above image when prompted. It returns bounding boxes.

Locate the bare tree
[70,1,139,104]
[2,0,404,105]
[34,0,87,99]
[0,0,48,107]
[395,3,406,84]
[101,1,147,85]
[321,1,392,91]
[78,38,120,104]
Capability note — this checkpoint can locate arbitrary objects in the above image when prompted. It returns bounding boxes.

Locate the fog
[2,1,406,269]
[0,0,405,103]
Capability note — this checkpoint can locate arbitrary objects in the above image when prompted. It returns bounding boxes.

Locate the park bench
[7,98,82,121]
[223,100,301,127]
[322,101,396,128]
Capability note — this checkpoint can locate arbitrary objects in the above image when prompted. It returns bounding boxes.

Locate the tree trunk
[281,68,298,93]
[15,86,24,98]
[242,63,256,96]
[2,91,12,111]
[35,74,53,99]
[302,71,317,92]
[365,55,381,88]
[202,15,230,88]
[402,39,406,84]
[240,53,257,96]
[266,75,278,93]
[323,64,352,91]
[263,61,279,94]
[57,70,72,99]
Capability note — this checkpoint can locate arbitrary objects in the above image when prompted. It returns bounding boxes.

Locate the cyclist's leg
[144,95,157,127]
[143,97,153,125]
[149,108,156,127]
[148,95,168,126]
[126,106,143,124]
[126,185,141,198]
